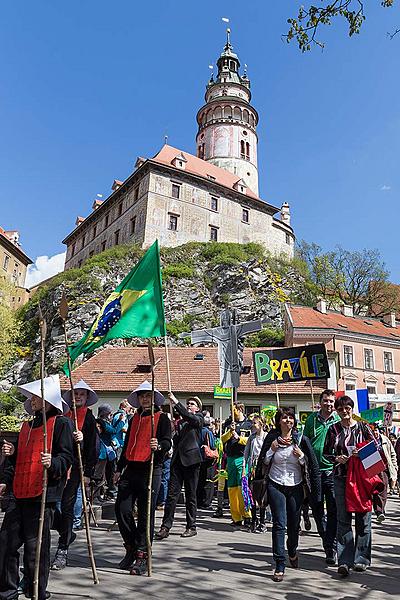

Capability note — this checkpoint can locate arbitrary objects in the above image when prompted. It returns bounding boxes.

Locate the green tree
[286,1,396,51]
[296,241,399,316]
[0,278,21,375]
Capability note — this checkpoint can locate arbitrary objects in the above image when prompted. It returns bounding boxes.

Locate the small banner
[252,344,330,386]
[213,386,233,399]
[299,411,313,426]
[360,406,384,423]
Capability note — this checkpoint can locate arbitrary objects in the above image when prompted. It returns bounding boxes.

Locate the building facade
[62,33,295,270]
[0,227,32,308]
[285,300,400,422]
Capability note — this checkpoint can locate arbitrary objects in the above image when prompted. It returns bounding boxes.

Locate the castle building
[0,226,32,308]
[63,32,295,271]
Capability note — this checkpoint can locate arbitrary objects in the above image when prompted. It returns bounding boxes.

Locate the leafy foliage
[286,1,395,51]
[247,327,286,348]
[0,389,19,415]
[200,242,264,266]
[163,264,195,280]
[0,415,22,432]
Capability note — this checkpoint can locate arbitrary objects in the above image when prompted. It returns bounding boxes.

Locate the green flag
[64,240,165,373]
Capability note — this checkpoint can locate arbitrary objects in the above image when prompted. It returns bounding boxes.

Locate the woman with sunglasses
[323,395,375,577]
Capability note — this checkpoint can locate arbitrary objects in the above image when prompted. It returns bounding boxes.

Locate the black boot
[130,551,148,576]
[119,544,136,570]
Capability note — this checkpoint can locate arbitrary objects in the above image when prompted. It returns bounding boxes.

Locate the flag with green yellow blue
[64,240,165,374]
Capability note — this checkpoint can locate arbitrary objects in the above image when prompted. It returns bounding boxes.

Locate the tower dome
[196,30,259,195]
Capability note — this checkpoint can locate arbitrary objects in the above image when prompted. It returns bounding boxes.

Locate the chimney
[134,157,146,170]
[383,312,397,328]
[112,179,123,191]
[75,216,85,227]
[316,298,327,314]
[341,304,354,317]
[281,202,291,226]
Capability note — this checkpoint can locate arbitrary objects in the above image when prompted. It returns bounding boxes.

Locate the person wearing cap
[114,381,171,575]
[156,393,204,541]
[96,404,126,500]
[0,375,74,600]
[51,379,99,571]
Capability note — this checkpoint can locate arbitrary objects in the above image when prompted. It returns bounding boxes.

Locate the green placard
[360,406,384,423]
[214,386,232,399]
[299,411,313,426]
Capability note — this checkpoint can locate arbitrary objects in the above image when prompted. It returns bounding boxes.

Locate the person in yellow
[221,403,252,526]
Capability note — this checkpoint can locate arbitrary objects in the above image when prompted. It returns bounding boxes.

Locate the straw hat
[63,379,99,408]
[127,380,165,409]
[18,374,67,415]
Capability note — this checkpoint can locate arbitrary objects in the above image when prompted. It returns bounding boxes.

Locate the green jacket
[303,411,340,471]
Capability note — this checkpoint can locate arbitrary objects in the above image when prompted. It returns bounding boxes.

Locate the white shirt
[266,444,304,487]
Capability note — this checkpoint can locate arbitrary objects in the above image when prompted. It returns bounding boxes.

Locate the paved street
[37,496,400,600]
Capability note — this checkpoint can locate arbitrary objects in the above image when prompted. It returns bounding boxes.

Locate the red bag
[345,453,384,513]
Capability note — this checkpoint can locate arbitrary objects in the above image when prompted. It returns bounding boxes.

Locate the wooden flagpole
[275,383,280,409]
[32,306,48,600]
[146,341,156,577]
[60,293,99,585]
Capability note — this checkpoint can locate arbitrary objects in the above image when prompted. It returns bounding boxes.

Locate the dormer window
[207,174,216,181]
[172,153,187,170]
[234,179,247,195]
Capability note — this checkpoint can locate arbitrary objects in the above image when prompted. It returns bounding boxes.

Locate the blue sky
[1,1,399,283]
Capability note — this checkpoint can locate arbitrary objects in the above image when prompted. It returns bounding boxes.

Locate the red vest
[126,412,161,462]
[13,416,58,499]
[67,406,88,431]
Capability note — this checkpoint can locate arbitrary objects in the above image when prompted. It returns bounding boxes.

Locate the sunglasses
[187,401,198,406]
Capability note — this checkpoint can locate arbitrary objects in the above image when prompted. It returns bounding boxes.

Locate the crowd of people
[1,379,400,597]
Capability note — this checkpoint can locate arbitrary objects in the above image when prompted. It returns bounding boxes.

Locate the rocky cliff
[1,241,313,390]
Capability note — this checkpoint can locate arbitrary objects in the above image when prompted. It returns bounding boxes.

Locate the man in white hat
[51,379,99,571]
[0,375,74,600]
[114,380,172,575]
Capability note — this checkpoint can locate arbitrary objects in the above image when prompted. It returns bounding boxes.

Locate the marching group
[0,377,399,598]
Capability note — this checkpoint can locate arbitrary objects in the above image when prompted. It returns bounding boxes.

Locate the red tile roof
[60,346,326,396]
[289,305,400,340]
[152,144,277,207]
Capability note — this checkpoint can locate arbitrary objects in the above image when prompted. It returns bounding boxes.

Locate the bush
[247,326,285,348]
[201,242,264,265]
[0,415,22,432]
[163,265,195,280]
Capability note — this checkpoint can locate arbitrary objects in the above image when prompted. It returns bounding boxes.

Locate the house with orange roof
[0,226,32,308]
[61,346,325,419]
[62,32,294,270]
[285,300,400,423]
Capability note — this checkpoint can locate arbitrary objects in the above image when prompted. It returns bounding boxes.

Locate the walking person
[243,414,267,533]
[323,395,375,577]
[96,404,125,499]
[303,389,340,564]
[0,375,74,600]
[51,379,98,571]
[197,412,217,510]
[371,423,398,523]
[115,381,172,575]
[156,393,204,540]
[256,407,321,582]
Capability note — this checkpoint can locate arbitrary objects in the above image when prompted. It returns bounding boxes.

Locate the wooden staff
[231,387,236,425]
[59,293,99,585]
[32,306,48,600]
[275,383,280,408]
[310,379,315,411]
[164,334,174,425]
[146,341,156,577]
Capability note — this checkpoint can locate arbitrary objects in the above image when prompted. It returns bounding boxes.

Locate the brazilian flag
[64,240,165,374]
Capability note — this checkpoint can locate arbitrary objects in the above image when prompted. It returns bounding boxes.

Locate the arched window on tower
[240,140,246,159]
[229,60,236,71]
[234,107,241,120]
[214,106,222,120]
[250,114,255,127]
[243,109,249,123]
[224,106,232,119]
[198,144,205,159]
[245,142,250,161]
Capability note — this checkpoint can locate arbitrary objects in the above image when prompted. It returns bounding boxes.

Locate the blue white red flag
[358,441,386,478]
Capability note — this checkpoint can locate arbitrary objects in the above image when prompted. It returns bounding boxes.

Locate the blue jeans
[73,485,83,528]
[310,470,337,552]
[157,458,171,506]
[334,476,372,567]
[267,479,304,572]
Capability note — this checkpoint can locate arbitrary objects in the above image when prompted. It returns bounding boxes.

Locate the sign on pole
[213,386,233,399]
[299,411,313,426]
[253,344,330,386]
[360,406,384,423]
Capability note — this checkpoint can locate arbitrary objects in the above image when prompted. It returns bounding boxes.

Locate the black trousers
[115,464,162,552]
[0,500,54,600]
[197,462,215,508]
[54,466,80,550]
[162,456,200,530]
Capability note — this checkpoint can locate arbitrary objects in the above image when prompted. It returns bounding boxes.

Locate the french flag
[358,441,386,478]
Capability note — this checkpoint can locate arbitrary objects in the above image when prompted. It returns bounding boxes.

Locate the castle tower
[196,29,259,196]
